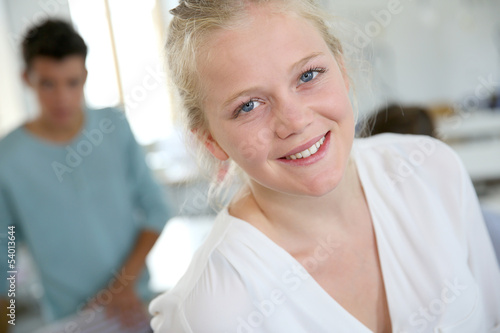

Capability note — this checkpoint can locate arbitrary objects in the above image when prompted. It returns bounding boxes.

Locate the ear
[22,70,32,87]
[83,68,88,84]
[192,129,229,161]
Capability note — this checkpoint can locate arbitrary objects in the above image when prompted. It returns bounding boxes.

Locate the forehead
[29,55,86,77]
[198,6,330,103]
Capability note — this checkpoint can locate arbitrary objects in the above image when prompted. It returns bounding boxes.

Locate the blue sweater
[0,108,170,321]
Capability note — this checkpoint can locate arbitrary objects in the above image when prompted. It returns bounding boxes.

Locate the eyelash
[233,100,259,119]
[232,66,328,118]
[301,66,327,82]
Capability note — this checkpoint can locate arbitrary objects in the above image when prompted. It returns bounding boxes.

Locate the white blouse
[149,134,500,333]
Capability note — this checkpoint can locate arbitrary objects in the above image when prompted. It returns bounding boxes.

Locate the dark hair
[361,104,436,138]
[22,19,87,70]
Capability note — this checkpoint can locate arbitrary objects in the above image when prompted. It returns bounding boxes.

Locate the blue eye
[300,70,317,83]
[233,99,262,118]
[299,67,326,84]
[239,100,261,113]
[241,101,255,112]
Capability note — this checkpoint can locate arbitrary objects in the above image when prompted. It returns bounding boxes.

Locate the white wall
[323,0,500,114]
[0,0,24,137]
[0,0,72,137]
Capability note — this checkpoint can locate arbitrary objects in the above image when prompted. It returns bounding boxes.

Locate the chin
[305,176,343,197]
[50,111,77,124]
[277,169,345,198]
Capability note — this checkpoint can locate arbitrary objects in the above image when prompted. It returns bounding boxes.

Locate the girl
[150,0,500,332]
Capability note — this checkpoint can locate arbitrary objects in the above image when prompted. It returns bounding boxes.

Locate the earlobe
[205,134,229,161]
[22,71,31,86]
[193,129,229,161]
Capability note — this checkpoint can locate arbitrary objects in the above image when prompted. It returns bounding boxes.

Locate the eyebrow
[222,52,325,109]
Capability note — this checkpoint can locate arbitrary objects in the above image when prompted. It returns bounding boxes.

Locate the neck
[230,158,365,244]
[26,109,84,143]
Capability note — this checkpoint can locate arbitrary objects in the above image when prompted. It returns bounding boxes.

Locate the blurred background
[0,0,499,331]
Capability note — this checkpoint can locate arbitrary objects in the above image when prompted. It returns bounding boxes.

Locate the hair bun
[170,0,203,18]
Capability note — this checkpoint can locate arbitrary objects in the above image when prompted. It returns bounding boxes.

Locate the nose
[53,85,72,105]
[273,93,313,139]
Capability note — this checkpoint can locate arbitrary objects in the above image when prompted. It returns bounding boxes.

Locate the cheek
[316,82,353,123]
[37,90,52,104]
[72,88,84,102]
[218,123,272,167]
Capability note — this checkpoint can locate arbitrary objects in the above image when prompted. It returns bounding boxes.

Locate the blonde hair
[167,0,346,204]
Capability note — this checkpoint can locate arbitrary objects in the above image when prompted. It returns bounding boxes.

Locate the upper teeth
[285,136,326,160]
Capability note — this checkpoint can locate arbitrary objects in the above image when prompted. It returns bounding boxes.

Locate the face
[24,55,87,128]
[199,6,355,197]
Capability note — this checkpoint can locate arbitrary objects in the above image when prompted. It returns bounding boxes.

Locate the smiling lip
[277,131,330,166]
[280,132,329,159]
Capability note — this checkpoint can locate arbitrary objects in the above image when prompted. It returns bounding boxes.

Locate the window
[68,0,173,145]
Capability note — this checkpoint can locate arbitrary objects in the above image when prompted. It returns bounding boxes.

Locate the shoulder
[354,133,457,163]
[353,133,465,188]
[150,211,255,332]
[0,126,26,153]
[85,107,131,134]
[86,106,125,121]
[0,127,29,172]
[354,133,475,246]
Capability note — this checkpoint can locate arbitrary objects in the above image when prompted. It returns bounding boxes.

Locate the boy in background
[0,19,170,331]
